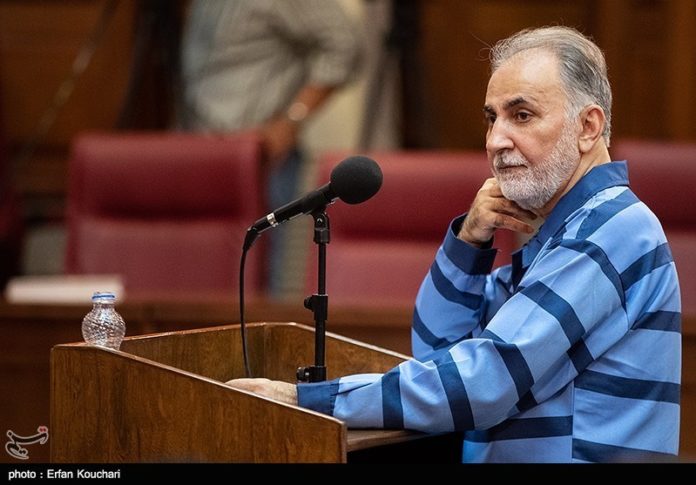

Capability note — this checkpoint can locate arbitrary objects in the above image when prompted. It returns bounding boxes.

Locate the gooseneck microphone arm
[243,183,334,251]
[238,155,383,383]
[243,156,383,251]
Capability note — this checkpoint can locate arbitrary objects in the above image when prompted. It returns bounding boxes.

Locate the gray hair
[490,26,612,146]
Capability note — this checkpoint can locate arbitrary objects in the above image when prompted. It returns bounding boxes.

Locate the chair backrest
[612,138,696,314]
[307,151,517,306]
[65,131,264,295]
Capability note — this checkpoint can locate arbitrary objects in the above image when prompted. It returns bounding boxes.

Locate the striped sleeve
[298,226,629,432]
[412,216,509,361]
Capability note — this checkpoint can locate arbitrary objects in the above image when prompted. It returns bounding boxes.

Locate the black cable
[238,241,252,379]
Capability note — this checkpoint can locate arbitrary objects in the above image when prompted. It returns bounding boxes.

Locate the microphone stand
[296,208,329,382]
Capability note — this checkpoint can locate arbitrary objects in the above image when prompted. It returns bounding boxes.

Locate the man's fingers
[458,177,539,245]
[482,178,538,220]
[494,198,538,223]
[493,213,535,234]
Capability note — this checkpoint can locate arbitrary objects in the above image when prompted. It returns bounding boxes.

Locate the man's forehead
[484,95,541,112]
[485,51,564,109]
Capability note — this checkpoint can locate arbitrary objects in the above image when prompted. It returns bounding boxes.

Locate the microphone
[244,155,382,250]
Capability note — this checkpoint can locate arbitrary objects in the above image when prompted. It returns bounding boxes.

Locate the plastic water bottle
[81,292,126,350]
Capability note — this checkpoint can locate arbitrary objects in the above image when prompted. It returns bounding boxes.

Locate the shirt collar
[516,160,630,268]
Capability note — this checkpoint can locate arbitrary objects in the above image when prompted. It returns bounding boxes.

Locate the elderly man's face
[484,49,580,210]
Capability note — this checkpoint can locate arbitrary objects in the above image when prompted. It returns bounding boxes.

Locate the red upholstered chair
[307,151,518,307]
[612,139,696,314]
[65,131,265,296]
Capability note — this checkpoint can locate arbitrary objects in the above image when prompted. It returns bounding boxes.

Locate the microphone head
[330,156,383,204]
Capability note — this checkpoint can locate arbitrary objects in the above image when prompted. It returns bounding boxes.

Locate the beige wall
[302,0,401,160]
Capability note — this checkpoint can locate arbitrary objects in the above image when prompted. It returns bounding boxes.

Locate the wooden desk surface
[0,295,414,329]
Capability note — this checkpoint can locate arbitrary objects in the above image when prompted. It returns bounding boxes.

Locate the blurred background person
[178,0,364,296]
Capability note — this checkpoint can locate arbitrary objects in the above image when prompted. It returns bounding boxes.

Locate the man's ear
[578,105,606,153]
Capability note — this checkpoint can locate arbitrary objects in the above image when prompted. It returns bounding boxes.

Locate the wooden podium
[50,322,461,463]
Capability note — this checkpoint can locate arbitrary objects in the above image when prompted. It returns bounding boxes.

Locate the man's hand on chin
[225,378,298,406]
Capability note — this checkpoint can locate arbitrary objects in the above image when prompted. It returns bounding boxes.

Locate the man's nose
[486,120,514,154]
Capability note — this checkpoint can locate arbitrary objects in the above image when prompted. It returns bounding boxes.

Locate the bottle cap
[91,291,116,302]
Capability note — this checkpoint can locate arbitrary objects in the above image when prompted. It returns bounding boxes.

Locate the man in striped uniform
[228,26,681,462]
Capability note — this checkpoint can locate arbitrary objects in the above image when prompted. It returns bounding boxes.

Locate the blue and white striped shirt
[298,161,681,462]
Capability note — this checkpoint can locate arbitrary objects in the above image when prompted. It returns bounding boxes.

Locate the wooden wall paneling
[0,0,136,145]
[0,0,137,197]
[592,0,631,145]
[418,0,696,149]
[623,1,670,140]
[419,0,487,149]
[596,0,696,142]
[666,0,696,141]
[419,0,594,150]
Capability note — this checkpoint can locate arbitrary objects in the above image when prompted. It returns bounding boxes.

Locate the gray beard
[493,123,579,211]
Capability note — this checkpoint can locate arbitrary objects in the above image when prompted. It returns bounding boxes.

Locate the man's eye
[485,114,497,125]
[515,111,532,122]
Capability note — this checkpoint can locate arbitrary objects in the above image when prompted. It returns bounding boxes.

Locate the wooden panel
[263,323,407,382]
[418,0,486,149]
[418,0,696,149]
[0,0,138,199]
[118,323,263,382]
[666,0,696,140]
[0,0,135,144]
[119,322,408,384]
[419,0,593,149]
[599,0,696,142]
[595,0,671,140]
[51,341,347,463]
[50,324,456,463]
